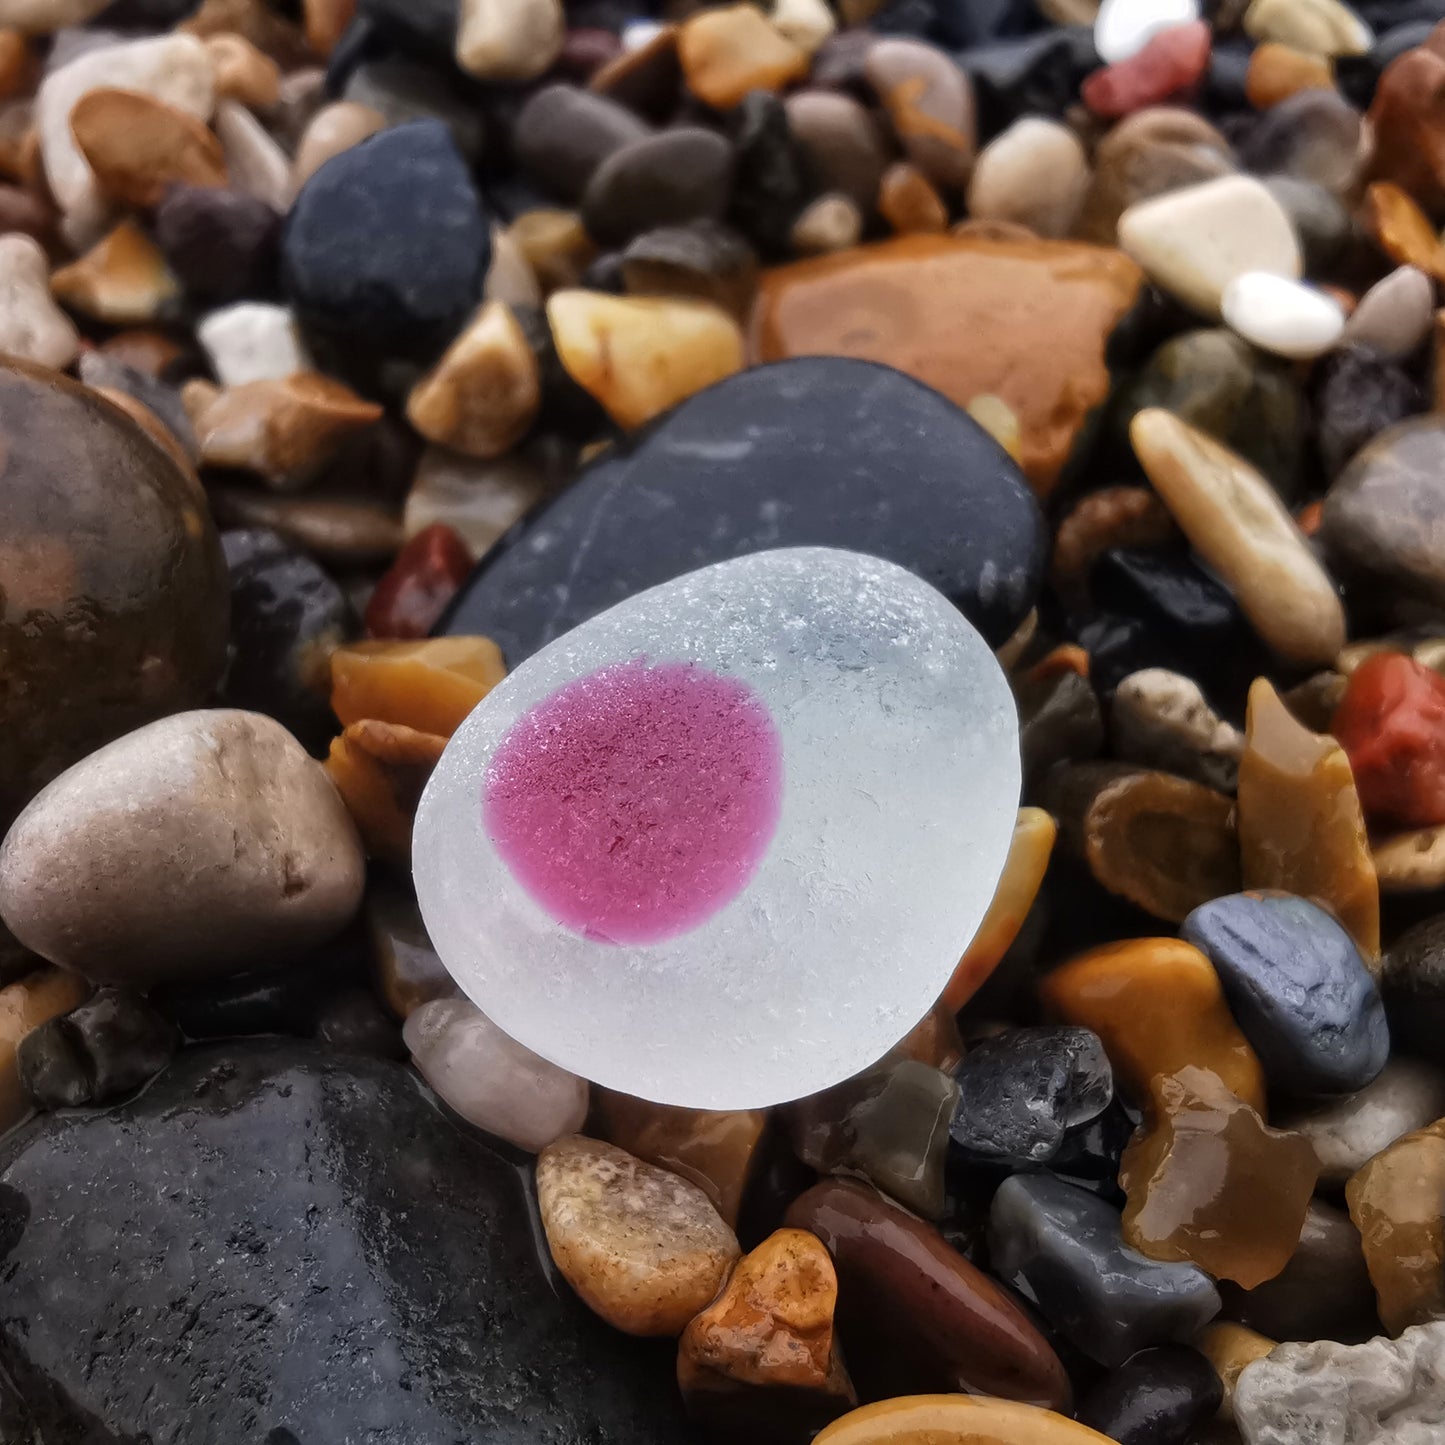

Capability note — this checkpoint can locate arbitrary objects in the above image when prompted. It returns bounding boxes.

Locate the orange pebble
[329,635,506,736]
[325,719,448,869]
[1246,41,1333,108]
[1039,937,1266,1114]
[1364,181,1445,283]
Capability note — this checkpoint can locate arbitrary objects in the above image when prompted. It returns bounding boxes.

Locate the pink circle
[482,659,784,945]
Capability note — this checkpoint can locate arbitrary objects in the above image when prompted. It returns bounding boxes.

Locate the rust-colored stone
[1363,181,1445,283]
[324,720,447,870]
[878,159,948,233]
[1238,677,1380,960]
[1367,30,1445,214]
[750,235,1143,494]
[1040,938,1267,1114]
[1120,1066,1321,1288]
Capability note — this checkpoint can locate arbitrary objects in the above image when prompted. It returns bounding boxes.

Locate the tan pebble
[203,32,280,108]
[865,36,976,192]
[294,100,385,186]
[0,969,91,1130]
[50,220,180,324]
[1238,676,1379,959]
[208,488,402,563]
[1130,407,1345,667]
[99,326,184,376]
[178,0,311,67]
[404,448,553,558]
[1372,823,1445,892]
[1113,668,1244,793]
[0,0,106,35]
[771,0,834,54]
[482,220,542,308]
[0,232,78,368]
[547,288,744,429]
[508,208,596,293]
[69,88,227,209]
[456,0,564,81]
[677,4,808,111]
[405,300,540,459]
[214,97,292,210]
[791,192,863,255]
[536,1134,741,1336]
[38,33,216,234]
[879,159,948,234]
[187,371,382,489]
[1243,0,1372,58]
[966,393,1022,461]
[1118,175,1300,318]
[1195,1321,1276,1423]
[303,0,354,58]
[1246,40,1334,107]
[967,117,1090,239]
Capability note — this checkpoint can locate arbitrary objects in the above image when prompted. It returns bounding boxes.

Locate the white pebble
[404,996,589,1152]
[0,233,79,370]
[1095,0,1201,64]
[1222,270,1345,360]
[621,19,664,50]
[455,0,564,81]
[214,99,294,212]
[198,302,310,386]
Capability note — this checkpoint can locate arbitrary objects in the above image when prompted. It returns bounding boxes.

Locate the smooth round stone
[417,549,1018,1109]
[1221,271,1346,360]
[442,357,1046,653]
[1321,418,1445,611]
[1343,265,1434,358]
[988,1172,1222,1368]
[513,83,650,204]
[1238,88,1366,195]
[949,1025,1113,1168]
[282,119,490,366]
[1095,0,1201,64]
[784,91,889,211]
[1279,1057,1445,1185]
[965,117,1091,238]
[581,127,735,249]
[0,1040,697,1441]
[0,234,78,369]
[1181,892,1389,1096]
[0,710,366,986]
[0,358,228,829]
[1118,175,1301,318]
[1076,1346,1223,1445]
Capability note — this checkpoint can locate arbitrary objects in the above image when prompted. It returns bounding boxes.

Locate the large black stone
[0,1041,698,1444]
[282,120,489,371]
[441,358,1046,656]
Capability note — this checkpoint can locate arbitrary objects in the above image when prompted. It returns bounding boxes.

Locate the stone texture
[1346,1118,1445,1335]
[0,968,91,1130]
[1122,1068,1320,1291]
[1181,892,1389,1096]
[677,4,807,109]
[1075,1345,1223,1445]
[0,232,77,368]
[966,116,1090,237]
[865,37,976,190]
[786,1177,1072,1409]
[1238,678,1380,960]
[1041,939,1266,1113]
[989,1172,1221,1367]
[442,356,1047,655]
[677,1228,856,1443]
[403,995,587,1152]
[0,1040,701,1442]
[294,99,386,187]
[198,301,309,386]
[751,235,1144,494]
[1117,175,1301,319]
[784,91,889,210]
[537,1134,740,1336]
[1111,669,1242,791]
[455,0,562,80]
[0,358,228,829]
[0,710,365,986]
[50,220,181,325]
[1235,1322,1445,1445]
[70,86,226,208]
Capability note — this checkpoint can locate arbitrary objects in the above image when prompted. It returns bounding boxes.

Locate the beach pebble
[0,710,365,986]
[1343,266,1434,359]
[1221,271,1346,360]
[197,301,309,386]
[455,0,563,81]
[1094,0,1201,64]
[0,232,77,368]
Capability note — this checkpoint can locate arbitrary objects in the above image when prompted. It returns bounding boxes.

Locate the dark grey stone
[0,1041,699,1444]
[988,1173,1221,1367]
[1181,891,1390,1096]
[581,127,736,248]
[441,357,1047,654]
[514,84,651,205]
[1076,1346,1222,1445]
[948,1026,1112,1168]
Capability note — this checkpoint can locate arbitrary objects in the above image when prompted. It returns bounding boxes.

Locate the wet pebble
[1075,1345,1223,1445]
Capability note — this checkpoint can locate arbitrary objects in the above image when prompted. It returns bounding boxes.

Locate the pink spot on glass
[482,658,784,945]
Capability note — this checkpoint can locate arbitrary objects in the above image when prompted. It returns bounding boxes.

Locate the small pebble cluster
[0,0,1444,1439]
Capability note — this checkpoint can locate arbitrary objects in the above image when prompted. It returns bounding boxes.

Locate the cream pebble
[1095,0,1201,64]
[1221,270,1345,360]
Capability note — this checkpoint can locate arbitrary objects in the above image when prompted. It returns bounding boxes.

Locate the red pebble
[364,525,473,641]
[1081,21,1212,119]
[1333,651,1445,829]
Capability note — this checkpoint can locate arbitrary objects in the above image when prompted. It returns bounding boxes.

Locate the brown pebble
[791,192,863,255]
[1051,485,1179,606]
[303,0,355,57]
[878,160,949,234]
[294,100,386,186]
[1364,180,1445,283]
[50,220,180,324]
[677,4,808,111]
[0,969,91,1131]
[537,1134,741,1337]
[507,208,597,293]
[203,32,281,108]
[69,88,227,209]
[0,180,53,244]
[208,489,404,564]
[865,37,976,191]
[0,30,31,101]
[1246,41,1334,107]
[325,720,446,870]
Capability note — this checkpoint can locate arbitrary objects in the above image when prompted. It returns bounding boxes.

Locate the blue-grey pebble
[1181,891,1389,1096]
[988,1173,1221,1368]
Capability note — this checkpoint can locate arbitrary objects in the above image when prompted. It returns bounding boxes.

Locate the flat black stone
[441,357,1047,655]
[0,1040,698,1445]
